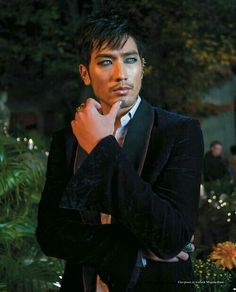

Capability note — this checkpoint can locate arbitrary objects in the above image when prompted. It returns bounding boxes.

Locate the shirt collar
[120,96,141,128]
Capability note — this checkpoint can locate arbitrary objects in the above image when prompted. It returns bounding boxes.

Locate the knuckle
[86,98,93,105]
[76,110,83,116]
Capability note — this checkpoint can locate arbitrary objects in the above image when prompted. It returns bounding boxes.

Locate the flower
[192,258,232,291]
[209,241,236,270]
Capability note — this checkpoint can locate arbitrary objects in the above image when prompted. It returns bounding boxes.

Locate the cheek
[131,71,143,94]
[128,66,142,83]
[91,70,111,88]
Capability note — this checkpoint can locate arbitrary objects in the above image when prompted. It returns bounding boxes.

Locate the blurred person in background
[203,140,230,182]
[228,144,236,186]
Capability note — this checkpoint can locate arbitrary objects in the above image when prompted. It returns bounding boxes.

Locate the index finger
[86,98,102,111]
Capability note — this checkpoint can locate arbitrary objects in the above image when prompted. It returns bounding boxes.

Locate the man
[36,13,204,292]
[203,140,229,182]
[229,144,236,185]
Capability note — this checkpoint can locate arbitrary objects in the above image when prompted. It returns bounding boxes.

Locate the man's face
[79,36,143,112]
[211,144,223,157]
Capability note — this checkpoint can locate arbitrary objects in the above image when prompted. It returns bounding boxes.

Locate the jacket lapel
[122,98,155,176]
[141,107,177,184]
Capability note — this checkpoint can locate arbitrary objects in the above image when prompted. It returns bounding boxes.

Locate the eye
[97,60,112,66]
[125,57,137,64]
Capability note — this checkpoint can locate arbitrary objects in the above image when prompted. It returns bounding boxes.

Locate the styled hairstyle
[77,12,144,67]
[210,140,223,148]
[230,145,236,155]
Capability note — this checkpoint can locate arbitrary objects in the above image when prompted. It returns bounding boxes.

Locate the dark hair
[210,140,223,148]
[230,145,236,155]
[77,12,145,66]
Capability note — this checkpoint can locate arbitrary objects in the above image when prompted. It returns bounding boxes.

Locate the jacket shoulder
[154,106,197,122]
[50,125,77,151]
[52,125,72,139]
[154,106,198,126]
[49,125,77,177]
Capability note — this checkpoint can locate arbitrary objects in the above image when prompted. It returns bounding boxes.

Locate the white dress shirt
[114,95,141,146]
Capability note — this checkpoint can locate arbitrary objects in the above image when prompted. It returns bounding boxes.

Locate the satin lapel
[141,107,177,184]
[122,98,155,176]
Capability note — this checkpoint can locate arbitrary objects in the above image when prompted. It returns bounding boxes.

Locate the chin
[120,98,136,109]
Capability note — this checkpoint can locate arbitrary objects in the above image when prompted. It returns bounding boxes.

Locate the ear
[79,64,91,86]
[141,57,145,66]
[141,57,145,79]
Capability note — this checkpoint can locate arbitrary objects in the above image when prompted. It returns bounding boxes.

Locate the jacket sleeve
[36,130,120,262]
[60,118,204,260]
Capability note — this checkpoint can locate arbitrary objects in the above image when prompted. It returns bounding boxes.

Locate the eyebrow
[95,50,139,59]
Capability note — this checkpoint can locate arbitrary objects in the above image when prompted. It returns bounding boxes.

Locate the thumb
[86,98,102,112]
[92,99,102,111]
[108,100,122,119]
[177,251,189,261]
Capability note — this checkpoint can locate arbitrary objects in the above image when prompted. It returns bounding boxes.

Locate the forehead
[213,144,222,148]
[90,36,139,58]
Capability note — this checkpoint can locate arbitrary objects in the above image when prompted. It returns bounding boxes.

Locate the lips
[113,86,132,95]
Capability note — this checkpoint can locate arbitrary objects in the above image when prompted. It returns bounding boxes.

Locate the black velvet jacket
[36,98,204,291]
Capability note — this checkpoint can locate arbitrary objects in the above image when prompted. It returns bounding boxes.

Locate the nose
[114,61,127,82]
